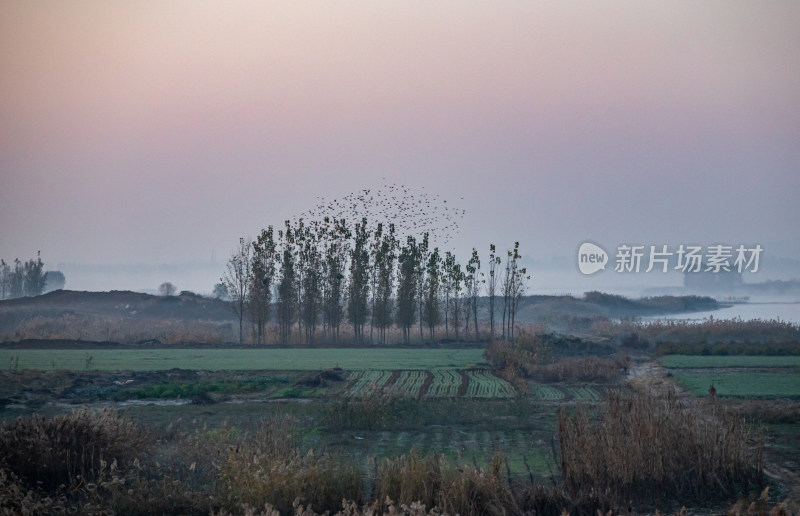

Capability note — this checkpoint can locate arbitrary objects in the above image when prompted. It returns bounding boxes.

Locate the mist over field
[54,250,800,302]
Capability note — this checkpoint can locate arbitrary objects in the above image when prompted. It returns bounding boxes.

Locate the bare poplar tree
[444,252,464,340]
[373,223,397,345]
[465,248,481,341]
[501,249,513,341]
[23,252,47,297]
[396,235,421,344]
[251,226,277,345]
[9,259,24,298]
[299,221,323,345]
[276,222,298,344]
[486,244,501,339]
[416,233,429,341]
[442,252,465,339]
[347,218,370,344]
[422,247,442,339]
[323,218,350,343]
[501,242,528,341]
[0,260,9,299]
[221,238,252,345]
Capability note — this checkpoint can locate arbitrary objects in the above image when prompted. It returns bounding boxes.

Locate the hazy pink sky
[1,2,799,291]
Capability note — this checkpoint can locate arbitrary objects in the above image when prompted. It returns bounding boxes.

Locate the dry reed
[558,388,764,504]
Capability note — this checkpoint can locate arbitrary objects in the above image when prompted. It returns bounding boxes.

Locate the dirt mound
[0,289,234,321]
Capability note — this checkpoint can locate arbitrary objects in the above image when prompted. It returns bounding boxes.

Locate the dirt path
[626,359,688,396]
[628,359,800,501]
[763,450,800,501]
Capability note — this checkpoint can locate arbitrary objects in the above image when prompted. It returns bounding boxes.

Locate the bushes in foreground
[219,415,363,514]
[375,450,517,516]
[558,388,764,504]
[0,397,769,515]
[0,407,150,493]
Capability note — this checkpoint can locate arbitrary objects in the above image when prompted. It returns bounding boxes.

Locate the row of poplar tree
[221,218,529,346]
[0,252,47,300]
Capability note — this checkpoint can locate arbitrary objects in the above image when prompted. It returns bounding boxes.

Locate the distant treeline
[220,218,530,346]
[0,252,50,300]
[582,291,718,313]
[592,317,800,351]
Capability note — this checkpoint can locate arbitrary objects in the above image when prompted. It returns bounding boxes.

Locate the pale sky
[1,2,799,292]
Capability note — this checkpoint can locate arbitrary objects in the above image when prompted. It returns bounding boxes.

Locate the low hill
[0,290,237,345]
[0,289,233,322]
[0,289,719,346]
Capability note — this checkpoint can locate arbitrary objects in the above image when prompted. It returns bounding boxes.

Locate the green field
[567,386,602,401]
[1,348,486,371]
[464,370,517,398]
[426,369,462,397]
[531,385,564,401]
[661,355,800,368]
[672,372,800,398]
[386,370,427,397]
[346,370,394,397]
[343,369,516,398]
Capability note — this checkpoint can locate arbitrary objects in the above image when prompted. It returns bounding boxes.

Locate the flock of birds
[295,179,466,247]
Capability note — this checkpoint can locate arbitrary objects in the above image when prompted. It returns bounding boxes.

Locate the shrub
[0,407,151,493]
[533,356,620,383]
[219,416,363,514]
[621,332,650,350]
[558,388,764,504]
[376,449,518,516]
[485,331,624,385]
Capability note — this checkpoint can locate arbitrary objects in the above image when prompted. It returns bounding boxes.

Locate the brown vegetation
[219,415,363,514]
[558,388,764,504]
[484,330,627,390]
[0,392,777,515]
[9,313,235,345]
[591,318,800,348]
[728,486,800,516]
[536,355,629,383]
[0,407,149,492]
[375,449,517,515]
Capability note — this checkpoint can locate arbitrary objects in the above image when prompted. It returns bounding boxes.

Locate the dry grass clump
[210,499,449,516]
[535,355,628,383]
[558,388,764,504]
[0,407,150,493]
[0,466,72,515]
[0,408,235,515]
[375,449,517,516]
[727,400,800,425]
[485,331,626,387]
[219,415,363,514]
[727,487,799,516]
[484,331,549,392]
[0,407,190,514]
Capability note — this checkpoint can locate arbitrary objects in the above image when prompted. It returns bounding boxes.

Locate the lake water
[645,302,800,324]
